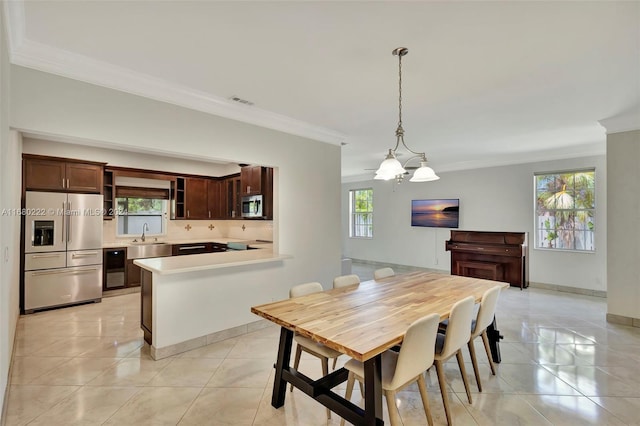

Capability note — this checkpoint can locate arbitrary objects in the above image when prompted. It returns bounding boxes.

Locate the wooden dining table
[251,271,509,425]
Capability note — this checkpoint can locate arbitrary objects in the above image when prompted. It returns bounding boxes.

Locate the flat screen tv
[411,199,459,228]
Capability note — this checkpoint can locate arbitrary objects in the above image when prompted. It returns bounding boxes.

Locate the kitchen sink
[127,243,172,259]
[130,241,167,245]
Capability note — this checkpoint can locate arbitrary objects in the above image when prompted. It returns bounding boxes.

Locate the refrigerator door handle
[31,266,99,276]
[31,253,63,259]
[67,201,72,243]
[61,202,66,243]
[71,251,99,258]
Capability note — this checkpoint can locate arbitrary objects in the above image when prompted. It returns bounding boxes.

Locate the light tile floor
[4,262,640,425]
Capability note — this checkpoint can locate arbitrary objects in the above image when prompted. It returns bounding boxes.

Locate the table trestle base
[272,327,384,425]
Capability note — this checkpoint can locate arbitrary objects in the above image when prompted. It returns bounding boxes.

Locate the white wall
[607,129,640,320]
[342,155,607,292]
[0,13,22,418]
[10,65,342,299]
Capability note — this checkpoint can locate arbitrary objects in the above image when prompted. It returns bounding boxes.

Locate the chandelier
[375,47,439,183]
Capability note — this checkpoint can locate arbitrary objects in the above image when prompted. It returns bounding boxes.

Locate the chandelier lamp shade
[374,47,439,183]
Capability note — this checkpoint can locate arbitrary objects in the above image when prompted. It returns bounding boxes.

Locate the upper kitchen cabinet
[207,179,225,219]
[240,165,265,195]
[172,176,225,220]
[103,169,115,220]
[225,174,242,218]
[185,177,208,219]
[23,154,104,193]
[263,167,274,220]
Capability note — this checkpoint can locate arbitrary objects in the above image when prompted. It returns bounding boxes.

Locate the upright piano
[446,230,528,289]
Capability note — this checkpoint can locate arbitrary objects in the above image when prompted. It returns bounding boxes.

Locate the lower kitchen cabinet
[172,242,227,255]
[141,269,153,344]
[126,260,142,287]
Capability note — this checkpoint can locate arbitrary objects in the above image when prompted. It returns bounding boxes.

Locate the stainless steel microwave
[241,195,263,218]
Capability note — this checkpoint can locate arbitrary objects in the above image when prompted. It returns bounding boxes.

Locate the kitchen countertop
[103,238,272,249]
[134,248,290,275]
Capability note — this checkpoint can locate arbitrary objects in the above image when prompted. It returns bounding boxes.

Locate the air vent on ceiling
[229,96,254,106]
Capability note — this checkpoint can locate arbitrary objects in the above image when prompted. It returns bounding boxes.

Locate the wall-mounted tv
[411,199,459,228]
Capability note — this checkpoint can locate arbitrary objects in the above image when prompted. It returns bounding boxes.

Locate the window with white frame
[534,169,595,251]
[349,188,373,238]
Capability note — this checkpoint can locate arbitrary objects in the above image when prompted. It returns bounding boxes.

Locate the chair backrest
[439,296,475,359]
[289,282,324,298]
[390,313,440,390]
[374,267,395,280]
[472,285,501,338]
[333,274,360,289]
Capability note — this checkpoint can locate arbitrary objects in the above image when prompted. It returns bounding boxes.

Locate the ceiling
[3,1,639,181]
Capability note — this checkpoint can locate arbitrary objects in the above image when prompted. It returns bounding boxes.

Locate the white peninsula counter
[135,248,291,359]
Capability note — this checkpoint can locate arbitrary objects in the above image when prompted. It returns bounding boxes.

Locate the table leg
[271,327,293,408]
[363,354,384,425]
[487,316,503,363]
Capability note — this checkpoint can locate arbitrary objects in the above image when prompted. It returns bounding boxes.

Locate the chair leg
[340,372,356,426]
[468,339,483,392]
[332,356,338,370]
[455,349,473,404]
[417,374,434,426]
[385,389,401,426]
[481,330,496,375]
[289,344,302,391]
[320,357,331,419]
[434,360,453,426]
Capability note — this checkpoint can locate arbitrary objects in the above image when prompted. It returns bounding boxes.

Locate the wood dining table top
[251,271,508,362]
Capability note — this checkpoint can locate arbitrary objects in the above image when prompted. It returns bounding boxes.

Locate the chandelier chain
[398,52,403,130]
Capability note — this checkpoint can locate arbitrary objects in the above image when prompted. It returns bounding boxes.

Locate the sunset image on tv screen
[411,199,459,228]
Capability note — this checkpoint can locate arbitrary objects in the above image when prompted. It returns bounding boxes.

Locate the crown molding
[4,0,346,146]
[3,0,25,53]
[598,106,640,134]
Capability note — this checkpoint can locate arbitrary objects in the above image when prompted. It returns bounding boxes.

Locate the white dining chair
[288,282,342,419]
[340,313,440,426]
[333,274,360,289]
[467,285,501,392]
[373,267,395,280]
[434,296,475,426]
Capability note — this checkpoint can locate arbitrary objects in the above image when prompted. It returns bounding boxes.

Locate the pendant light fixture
[375,47,439,183]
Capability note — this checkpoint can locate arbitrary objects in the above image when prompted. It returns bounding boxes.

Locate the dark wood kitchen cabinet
[263,167,274,220]
[172,242,228,255]
[225,174,242,218]
[126,259,142,288]
[185,177,208,219]
[207,179,225,219]
[23,154,104,193]
[103,169,115,220]
[173,177,225,220]
[141,269,153,344]
[240,165,264,195]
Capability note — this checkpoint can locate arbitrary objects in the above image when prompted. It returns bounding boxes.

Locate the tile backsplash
[103,219,273,243]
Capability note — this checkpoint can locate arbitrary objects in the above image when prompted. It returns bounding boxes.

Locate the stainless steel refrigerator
[23,191,103,313]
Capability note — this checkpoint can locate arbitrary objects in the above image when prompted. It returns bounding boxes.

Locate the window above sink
[116,197,168,238]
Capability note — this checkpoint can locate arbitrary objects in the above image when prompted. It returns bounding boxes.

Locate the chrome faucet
[141,223,149,242]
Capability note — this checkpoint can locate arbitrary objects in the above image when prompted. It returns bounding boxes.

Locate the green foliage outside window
[116,197,166,236]
[116,198,163,215]
[535,170,595,251]
[350,188,373,238]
